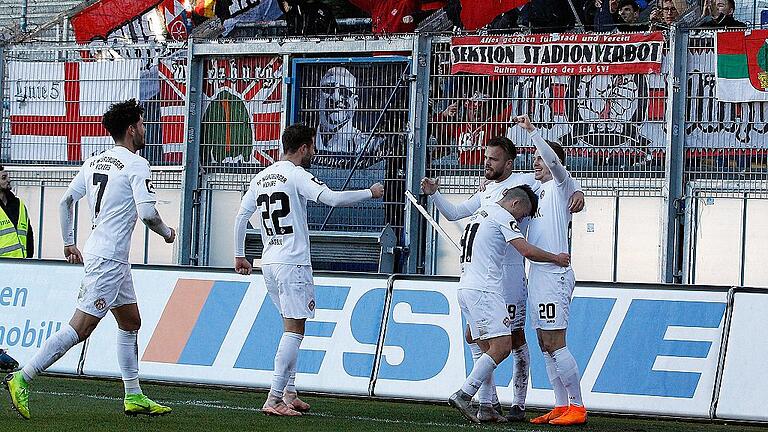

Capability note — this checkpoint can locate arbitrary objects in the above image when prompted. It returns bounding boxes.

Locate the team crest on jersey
[308,300,316,311]
[503,316,511,328]
[94,298,107,311]
[509,220,520,232]
[311,177,325,186]
[145,179,156,193]
[540,190,545,199]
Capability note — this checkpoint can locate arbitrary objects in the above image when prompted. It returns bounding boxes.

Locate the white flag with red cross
[9,60,142,163]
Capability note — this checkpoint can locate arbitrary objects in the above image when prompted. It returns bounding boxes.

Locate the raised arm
[514,115,570,184]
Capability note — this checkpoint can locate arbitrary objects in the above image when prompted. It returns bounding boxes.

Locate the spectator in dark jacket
[701,0,746,28]
[521,0,577,33]
[280,0,338,35]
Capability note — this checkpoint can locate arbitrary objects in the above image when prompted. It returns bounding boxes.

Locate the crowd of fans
[269,0,749,36]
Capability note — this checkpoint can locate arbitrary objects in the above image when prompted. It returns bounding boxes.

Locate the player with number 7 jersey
[4,99,175,421]
[233,124,384,417]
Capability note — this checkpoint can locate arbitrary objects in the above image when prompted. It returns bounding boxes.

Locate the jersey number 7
[92,173,108,218]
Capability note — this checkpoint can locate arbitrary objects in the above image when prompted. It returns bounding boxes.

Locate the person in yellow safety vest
[0,165,34,258]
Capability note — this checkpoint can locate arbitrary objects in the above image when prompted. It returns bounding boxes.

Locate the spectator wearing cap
[702,0,746,28]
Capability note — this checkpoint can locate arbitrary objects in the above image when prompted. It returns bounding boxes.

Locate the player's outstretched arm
[137,202,174,243]
[509,238,571,267]
[59,177,86,264]
[317,182,384,207]
[233,202,255,275]
[421,177,480,221]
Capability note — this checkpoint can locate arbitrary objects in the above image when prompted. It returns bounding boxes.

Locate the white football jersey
[476,173,538,267]
[241,161,328,266]
[459,203,524,294]
[67,146,156,263]
[527,175,579,273]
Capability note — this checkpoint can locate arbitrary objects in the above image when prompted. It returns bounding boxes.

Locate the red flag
[460,0,529,30]
[70,0,162,43]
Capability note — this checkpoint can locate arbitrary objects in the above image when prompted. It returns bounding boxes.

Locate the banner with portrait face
[292,58,411,236]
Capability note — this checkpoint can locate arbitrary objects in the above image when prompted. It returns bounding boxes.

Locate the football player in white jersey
[513,114,587,426]
[233,124,384,416]
[420,136,584,422]
[448,185,570,424]
[4,99,176,420]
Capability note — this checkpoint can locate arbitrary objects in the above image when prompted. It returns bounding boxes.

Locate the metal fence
[2,30,767,279]
[684,29,768,198]
[1,41,186,167]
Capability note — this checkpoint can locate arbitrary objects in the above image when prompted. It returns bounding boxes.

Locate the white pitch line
[38,390,547,431]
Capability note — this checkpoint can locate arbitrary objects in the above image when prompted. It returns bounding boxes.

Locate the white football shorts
[263,263,316,319]
[502,263,527,330]
[77,254,137,318]
[527,267,576,330]
[458,288,511,341]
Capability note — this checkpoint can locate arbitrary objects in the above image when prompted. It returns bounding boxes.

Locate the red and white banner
[9,60,142,162]
[201,56,283,165]
[450,32,665,76]
[70,0,163,44]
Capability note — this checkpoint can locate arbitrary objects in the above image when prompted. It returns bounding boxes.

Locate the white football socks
[21,324,79,382]
[470,343,499,405]
[460,353,497,397]
[511,343,530,408]
[543,351,569,407]
[552,346,584,406]
[284,371,297,394]
[270,332,303,400]
[117,329,142,395]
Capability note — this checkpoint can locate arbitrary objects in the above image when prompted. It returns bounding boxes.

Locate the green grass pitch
[1,376,762,432]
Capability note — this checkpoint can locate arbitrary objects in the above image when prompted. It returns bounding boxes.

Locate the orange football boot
[549,405,587,425]
[530,405,569,424]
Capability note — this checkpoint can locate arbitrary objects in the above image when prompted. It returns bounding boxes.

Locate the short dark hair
[618,0,640,11]
[102,99,144,141]
[545,140,566,165]
[282,123,316,153]
[486,136,517,161]
[726,0,735,9]
[503,184,539,218]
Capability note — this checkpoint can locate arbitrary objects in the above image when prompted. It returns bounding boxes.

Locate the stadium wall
[1,260,763,421]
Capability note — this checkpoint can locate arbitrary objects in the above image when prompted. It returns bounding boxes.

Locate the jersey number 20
[256,192,294,236]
